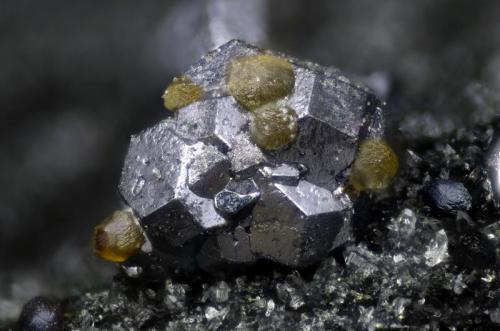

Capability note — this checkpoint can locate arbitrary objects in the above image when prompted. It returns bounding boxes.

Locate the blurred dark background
[1,0,500,320]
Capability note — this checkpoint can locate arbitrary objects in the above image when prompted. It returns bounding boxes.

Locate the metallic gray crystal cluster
[118,40,384,274]
[64,123,500,330]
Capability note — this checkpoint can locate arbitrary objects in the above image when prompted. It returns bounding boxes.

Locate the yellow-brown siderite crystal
[348,139,399,192]
[162,75,203,111]
[249,100,298,151]
[92,210,145,262]
[226,54,295,111]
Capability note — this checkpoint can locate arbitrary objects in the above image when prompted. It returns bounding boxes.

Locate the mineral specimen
[92,209,145,262]
[93,40,391,274]
[259,163,302,186]
[226,53,295,110]
[250,182,352,266]
[249,100,298,151]
[214,190,259,215]
[449,229,496,269]
[423,179,472,214]
[348,139,398,192]
[162,75,203,111]
[72,108,500,331]
[17,297,62,331]
[487,132,500,204]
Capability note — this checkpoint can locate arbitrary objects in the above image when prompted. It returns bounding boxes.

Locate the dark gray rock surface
[63,122,500,330]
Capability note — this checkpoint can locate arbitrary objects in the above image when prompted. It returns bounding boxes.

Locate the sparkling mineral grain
[97,40,388,274]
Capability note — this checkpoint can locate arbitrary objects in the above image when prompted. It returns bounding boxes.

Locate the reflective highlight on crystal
[107,40,386,273]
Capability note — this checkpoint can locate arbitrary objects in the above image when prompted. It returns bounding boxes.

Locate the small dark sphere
[423,179,472,214]
[17,297,62,331]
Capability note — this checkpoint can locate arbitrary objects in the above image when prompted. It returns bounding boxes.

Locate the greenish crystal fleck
[162,76,203,111]
[249,100,298,151]
[349,139,398,192]
[226,54,295,111]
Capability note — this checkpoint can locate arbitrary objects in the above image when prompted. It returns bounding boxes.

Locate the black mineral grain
[17,297,62,331]
[423,179,472,214]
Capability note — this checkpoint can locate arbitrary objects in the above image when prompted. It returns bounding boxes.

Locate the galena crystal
[93,40,393,274]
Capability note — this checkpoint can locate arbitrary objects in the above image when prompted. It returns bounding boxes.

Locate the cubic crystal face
[117,40,385,274]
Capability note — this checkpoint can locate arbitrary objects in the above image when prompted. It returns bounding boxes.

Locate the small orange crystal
[92,210,145,262]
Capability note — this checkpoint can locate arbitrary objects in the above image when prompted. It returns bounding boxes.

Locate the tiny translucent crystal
[92,210,145,262]
[349,140,398,192]
[162,75,203,111]
[249,100,298,151]
[226,54,295,111]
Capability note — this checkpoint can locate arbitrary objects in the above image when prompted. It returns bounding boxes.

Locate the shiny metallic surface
[214,190,260,215]
[119,121,185,219]
[118,40,383,270]
[217,226,256,263]
[227,132,268,177]
[197,226,256,275]
[186,40,260,99]
[260,163,301,186]
[119,122,227,247]
[186,142,230,197]
[277,62,384,191]
[249,180,352,267]
[487,133,500,204]
[175,97,248,150]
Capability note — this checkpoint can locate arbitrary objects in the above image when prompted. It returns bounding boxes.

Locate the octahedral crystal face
[226,54,295,111]
[349,139,398,192]
[92,210,145,262]
[162,76,203,111]
[103,40,391,275]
